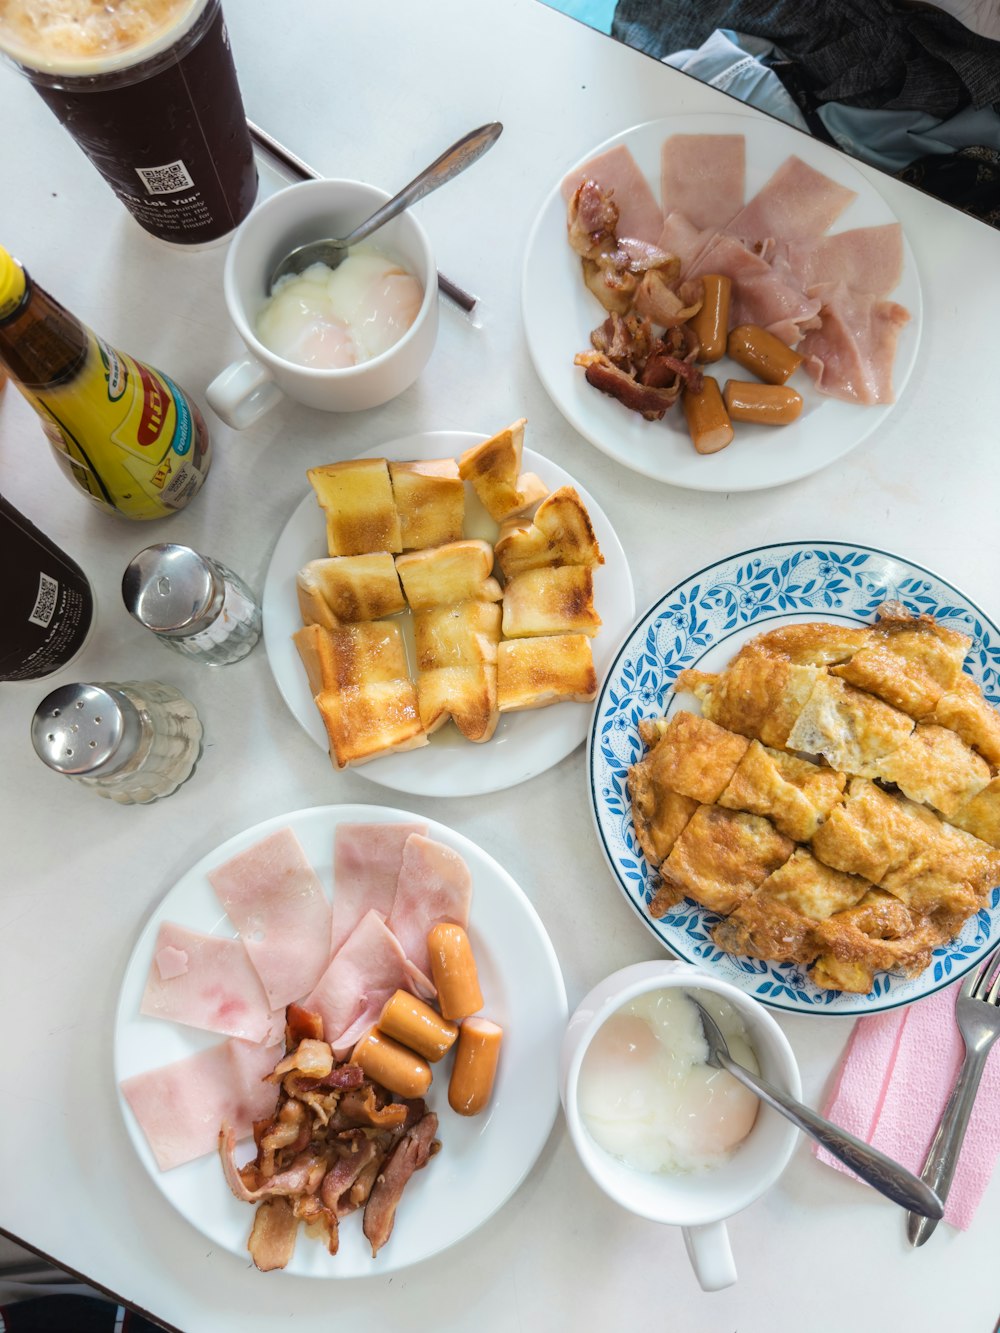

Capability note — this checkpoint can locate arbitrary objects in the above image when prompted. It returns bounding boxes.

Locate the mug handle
[206,354,284,431]
[682,1221,737,1292]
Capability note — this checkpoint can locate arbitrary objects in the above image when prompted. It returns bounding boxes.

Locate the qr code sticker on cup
[136,160,194,195]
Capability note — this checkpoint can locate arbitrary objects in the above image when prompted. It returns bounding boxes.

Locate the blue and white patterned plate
[587,541,1000,1015]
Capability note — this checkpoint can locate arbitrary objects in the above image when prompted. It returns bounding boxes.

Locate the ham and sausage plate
[114,804,568,1277]
[523,113,922,493]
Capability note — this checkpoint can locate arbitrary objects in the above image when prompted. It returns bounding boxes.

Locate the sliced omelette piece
[494,485,604,579]
[929,673,1000,767]
[296,553,405,626]
[307,458,402,556]
[388,458,465,550]
[746,621,870,665]
[875,721,990,817]
[809,889,945,993]
[810,777,921,883]
[502,565,602,638]
[629,710,749,806]
[657,806,794,917]
[950,775,1000,848]
[395,540,502,611]
[784,674,914,776]
[675,650,824,748]
[830,603,969,718]
[627,769,699,869]
[717,739,847,841]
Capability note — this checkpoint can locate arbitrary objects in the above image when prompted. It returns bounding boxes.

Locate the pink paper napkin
[814,979,1000,1229]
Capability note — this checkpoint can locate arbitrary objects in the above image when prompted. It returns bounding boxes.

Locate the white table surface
[1,1,998,1329]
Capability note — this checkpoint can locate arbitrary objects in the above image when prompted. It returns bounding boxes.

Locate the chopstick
[247,119,478,314]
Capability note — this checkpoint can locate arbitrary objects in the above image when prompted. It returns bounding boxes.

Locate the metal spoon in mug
[690,998,943,1219]
[267,121,503,293]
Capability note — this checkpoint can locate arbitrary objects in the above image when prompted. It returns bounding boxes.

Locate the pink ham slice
[724,155,857,251]
[657,211,719,273]
[331,822,427,957]
[141,921,282,1045]
[120,1037,279,1172]
[781,223,904,297]
[660,134,745,232]
[687,233,821,347]
[386,834,473,984]
[305,909,413,1058]
[208,827,332,1010]
[561,144,663,246]
[798,283,910,404]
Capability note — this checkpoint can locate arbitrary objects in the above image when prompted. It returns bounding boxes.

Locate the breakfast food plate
[262,429,634,797]
[114,804,568,1277]
[588,542,1000,1014]
[522,112,922,492]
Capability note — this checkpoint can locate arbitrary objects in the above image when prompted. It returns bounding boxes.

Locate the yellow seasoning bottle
[0,246,211,519]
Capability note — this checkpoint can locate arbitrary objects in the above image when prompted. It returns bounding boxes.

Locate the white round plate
[114,804,568,1276]
[522,112,922,492]
[588,541,1000,1015]
[262,430,634,797]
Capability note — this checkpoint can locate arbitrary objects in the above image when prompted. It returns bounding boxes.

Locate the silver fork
[906,943,1000,1247]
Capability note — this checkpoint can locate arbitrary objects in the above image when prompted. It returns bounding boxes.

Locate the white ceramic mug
[559,959,801,1292]
[206,178,439,429]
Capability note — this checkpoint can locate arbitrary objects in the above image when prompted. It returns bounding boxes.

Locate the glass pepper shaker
[30,680,202,804]
[121,543,261,666]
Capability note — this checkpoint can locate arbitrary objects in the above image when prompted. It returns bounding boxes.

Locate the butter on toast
[495,485,604,579]
[502,565,602,638]
[396,539,502,611]
[307,458,402,556]
[497,634,598,711]
[388,458,465,550]
[458,419,549,522]
[296,553,405,627]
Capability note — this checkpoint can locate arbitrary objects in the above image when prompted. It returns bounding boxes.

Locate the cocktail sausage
[427,923,484,1021]
[351,1029,432,1098]
[688,274,731,364]
[448,1017,503,1117]
[723,380,804,425]
[727,325,803,384]
[378,989,458,1063]
[682,376,734,455]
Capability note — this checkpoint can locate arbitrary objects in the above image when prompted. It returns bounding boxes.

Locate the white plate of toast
[262,430,634,797]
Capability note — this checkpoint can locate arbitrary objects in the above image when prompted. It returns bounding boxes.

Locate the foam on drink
[0,0,197,71]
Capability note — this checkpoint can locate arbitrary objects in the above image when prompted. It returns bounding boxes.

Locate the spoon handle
[341,122,503,248]
[716,1051,943,1219]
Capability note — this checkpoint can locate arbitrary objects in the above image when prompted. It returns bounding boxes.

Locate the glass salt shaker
[30,680,202,804]
[121,543,261,665]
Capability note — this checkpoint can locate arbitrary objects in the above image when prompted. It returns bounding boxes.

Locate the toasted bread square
[396,540,502,611]
[297,553,405,626]
[388,458,466,550]
[458,419,533,522]
[417,664,499,743]
[315,681,427,768]
[307,458,402,555]
[414,601,501,669]
[293,620,409,695]
[494,486,604,579]
[502,565,602,638]
[292,624,339,696]
[497,634,598,711]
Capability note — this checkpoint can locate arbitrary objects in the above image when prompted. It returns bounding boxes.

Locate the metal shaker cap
[122,544,224,637]
[31,682,141,776]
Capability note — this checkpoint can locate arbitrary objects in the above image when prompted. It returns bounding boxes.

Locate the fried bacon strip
[219,1007,442,1271]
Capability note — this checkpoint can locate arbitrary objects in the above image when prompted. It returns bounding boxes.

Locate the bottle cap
[31,683,141,777]
[122,543,225,638]
[0,246,26,322]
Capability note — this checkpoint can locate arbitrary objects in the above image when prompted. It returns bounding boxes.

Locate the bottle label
[25,331,211,519]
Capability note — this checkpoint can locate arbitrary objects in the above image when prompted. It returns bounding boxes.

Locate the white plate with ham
[114,805,568,1276]
[522,113,922,491]
[261,430,634,796]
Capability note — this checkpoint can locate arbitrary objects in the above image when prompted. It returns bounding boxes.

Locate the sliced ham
[660,133,744,232]
[561,143,663,246]
[386,834,473,982]
[141,921,281,1044]
[687,234,821,347]
[120,1037,279,1172]
[208,827,332,1010]
[724,155,857,251]
[331,821,427,957]
[780,223,904,297]
[656,211,719,274]
[305,909,412,1058]
[798,283,910,404]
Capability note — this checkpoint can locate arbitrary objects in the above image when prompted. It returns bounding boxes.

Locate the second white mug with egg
[206,178,438,429]
[559,960,801,1293]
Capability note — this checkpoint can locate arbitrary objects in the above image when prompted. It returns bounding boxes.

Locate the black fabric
[610,0,1000,116]
[897,143,1000,221]
[0,1295,166,1332]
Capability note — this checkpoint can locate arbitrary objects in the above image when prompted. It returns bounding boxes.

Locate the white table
[1,2,998,1328]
